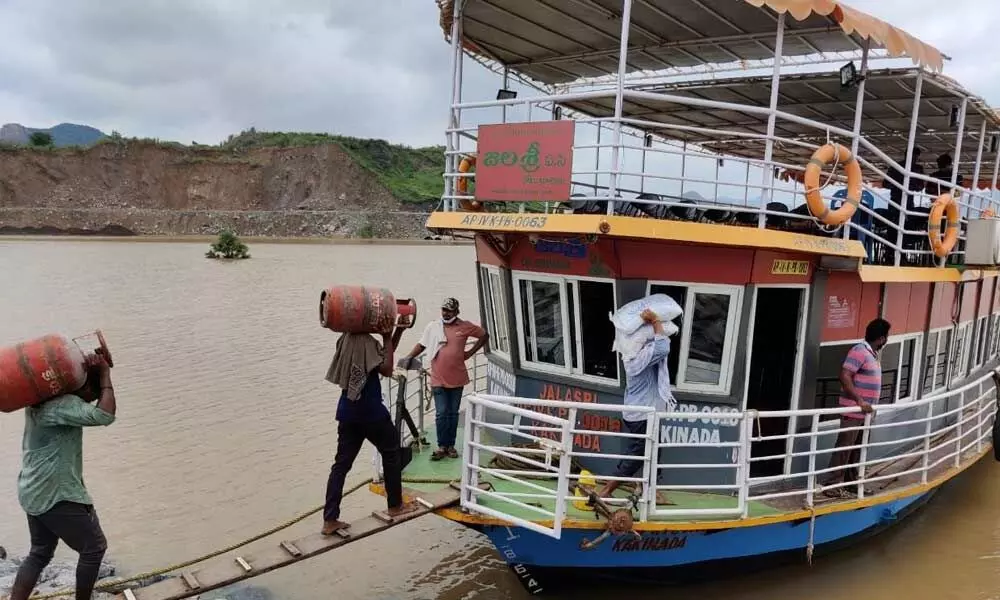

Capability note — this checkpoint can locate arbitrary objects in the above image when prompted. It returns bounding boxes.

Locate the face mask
[443,316,457,324]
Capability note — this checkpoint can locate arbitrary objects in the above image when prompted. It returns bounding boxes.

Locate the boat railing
[444,87,998,267]
[383,349,489,446]
[457,369,998,539]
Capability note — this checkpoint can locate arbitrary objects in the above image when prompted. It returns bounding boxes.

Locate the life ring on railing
[984,208,996,219]
[927,193,960,258]
[803,143,863,227]
[456,156,483,212]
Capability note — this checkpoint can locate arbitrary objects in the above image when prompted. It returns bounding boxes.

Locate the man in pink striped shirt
[824,318,890,497]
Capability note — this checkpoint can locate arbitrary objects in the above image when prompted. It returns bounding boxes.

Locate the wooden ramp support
[116,485,464,600]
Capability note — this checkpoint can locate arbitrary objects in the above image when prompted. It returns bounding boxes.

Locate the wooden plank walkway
[116,484,463,600]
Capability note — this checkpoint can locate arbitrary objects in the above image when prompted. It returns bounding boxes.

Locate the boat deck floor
[398,421,989,525]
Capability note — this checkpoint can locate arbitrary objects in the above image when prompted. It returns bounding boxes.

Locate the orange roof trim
[745,0,945,72]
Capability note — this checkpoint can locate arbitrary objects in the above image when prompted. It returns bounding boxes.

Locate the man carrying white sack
[596,307,677,502]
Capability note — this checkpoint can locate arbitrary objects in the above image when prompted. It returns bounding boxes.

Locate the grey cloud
[0,1,998,147]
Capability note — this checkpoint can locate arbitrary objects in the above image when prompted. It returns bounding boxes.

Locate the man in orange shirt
[403,298,489,461]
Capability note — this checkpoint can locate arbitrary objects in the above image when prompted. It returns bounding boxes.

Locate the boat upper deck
[436,0,1000,270]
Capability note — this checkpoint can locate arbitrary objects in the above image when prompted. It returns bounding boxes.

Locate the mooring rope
[28,475,455,600]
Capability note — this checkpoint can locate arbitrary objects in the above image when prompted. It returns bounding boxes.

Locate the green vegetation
[29,132,53,147]
[4,126,448,204]
[205,230,251,259]
[220,129,444,204]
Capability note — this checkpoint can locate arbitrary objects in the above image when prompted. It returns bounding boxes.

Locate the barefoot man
[596,308,675,502]
[322,320,419,534]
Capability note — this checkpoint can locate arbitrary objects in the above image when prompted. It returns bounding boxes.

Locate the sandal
[430,449,448,461]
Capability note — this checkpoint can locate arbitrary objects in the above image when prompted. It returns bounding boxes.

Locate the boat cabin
[417,0,1000,509]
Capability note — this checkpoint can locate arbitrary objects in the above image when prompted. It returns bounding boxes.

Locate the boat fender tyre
[927,193,960,258]
[456,156,484,212]
[803,143,863,227]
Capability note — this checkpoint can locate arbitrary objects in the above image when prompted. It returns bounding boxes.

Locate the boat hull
[468,489,937,594]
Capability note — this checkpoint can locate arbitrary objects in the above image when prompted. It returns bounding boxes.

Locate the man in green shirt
[10,351,117,600]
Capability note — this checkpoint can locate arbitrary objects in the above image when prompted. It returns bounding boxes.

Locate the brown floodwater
[0,239,997,600]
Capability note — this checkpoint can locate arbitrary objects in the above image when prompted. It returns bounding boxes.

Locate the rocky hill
[0,131,445,238]
[0,122,106,147]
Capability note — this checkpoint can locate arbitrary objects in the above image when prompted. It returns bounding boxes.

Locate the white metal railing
[441,86,1000,268]
[457,370,998,540]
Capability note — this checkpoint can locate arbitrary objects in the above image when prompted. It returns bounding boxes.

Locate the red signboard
[474,121,575,202]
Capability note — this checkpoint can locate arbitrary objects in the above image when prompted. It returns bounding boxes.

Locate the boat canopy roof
[438,0,946,85]
[561,68,1000,178]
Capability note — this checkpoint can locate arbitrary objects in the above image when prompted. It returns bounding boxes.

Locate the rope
[29,478,375,599]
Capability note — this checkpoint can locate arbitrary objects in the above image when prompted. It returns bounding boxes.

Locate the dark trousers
[324,416,403,522]
[11,502,108,600]
[432,386,463,449]
[827,418,864,485]
[613,419,648,479]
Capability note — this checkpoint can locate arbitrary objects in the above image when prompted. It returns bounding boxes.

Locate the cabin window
[922,329,951,395]
[513,272,619,383]
[990,315,1000,359]
[647,282,742,394]
[885,335,920,403]
[479,265,511,358]
[973,316,988,371]
[950,323,973,383]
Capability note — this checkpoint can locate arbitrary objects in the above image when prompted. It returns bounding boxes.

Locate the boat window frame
[972,315,988,371]
[922,326,953,395]
[949,321,974,385]
[478,264,512,360]
[990,314,1000,360]
[886,332,922,404]
[511,270,621,386]
[644,280,744,396]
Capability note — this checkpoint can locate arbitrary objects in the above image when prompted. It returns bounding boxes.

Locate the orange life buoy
[803,143,863,226]
[456,156,483,212]
[983,208,995,218]
[927,193,960,258]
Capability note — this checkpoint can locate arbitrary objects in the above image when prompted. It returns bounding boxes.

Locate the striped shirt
[839,341,882,420]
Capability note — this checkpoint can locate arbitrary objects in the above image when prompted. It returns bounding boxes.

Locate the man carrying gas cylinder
[321,315,420,535]
[10,350,116,600]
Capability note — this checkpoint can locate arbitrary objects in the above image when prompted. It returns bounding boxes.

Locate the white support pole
[845,40,870,241]
[991,135,1000,213]
[972,119,987,216]
[594,123,602,194]
[640,140,647,194]
[606,0,634,215]
[501,67,509,124]
[680,141,687,198]
[950,98,968,227]
[445,0,465,212]
[757,12,785,229]
[895,71,923,267]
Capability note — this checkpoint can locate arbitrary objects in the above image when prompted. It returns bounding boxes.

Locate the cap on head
[441,297,460,312]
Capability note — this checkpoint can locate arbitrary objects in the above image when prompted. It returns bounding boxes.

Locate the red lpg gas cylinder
[0,330,113,413]
[319,286,418,333]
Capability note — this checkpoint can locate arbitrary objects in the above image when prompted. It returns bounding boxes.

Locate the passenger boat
[377,0,1000,593]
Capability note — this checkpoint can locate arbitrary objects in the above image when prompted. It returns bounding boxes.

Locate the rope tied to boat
[26,477,383,599]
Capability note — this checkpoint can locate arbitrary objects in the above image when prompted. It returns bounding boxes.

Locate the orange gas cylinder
[0,334,88,413]
[319,286,419,333]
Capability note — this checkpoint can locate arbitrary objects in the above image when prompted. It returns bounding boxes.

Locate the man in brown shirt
[403,298,488,460]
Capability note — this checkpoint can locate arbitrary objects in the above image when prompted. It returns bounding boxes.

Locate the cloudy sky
[0,0,997,148]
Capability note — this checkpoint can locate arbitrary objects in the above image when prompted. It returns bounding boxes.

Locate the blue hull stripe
[479,492,929,569]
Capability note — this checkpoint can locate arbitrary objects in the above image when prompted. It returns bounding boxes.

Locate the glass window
[975,316,988,369]
[898,337,916,401]
[480,266,511,357]
[685,292,731,386]
[951,324,971,383]
[935,330,951,391]
[577,280,618,380]
[514,273,619,383]
[647,282,742,394]
[520,279,564,367]
[648,284,687,383]
[922,331,938,395]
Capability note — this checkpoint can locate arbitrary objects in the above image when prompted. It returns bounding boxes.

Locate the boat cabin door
[745,286,807,478]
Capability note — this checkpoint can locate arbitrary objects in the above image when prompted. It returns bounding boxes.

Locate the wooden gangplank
[116,484,463,600]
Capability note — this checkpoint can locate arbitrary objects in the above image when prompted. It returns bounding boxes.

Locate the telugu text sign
[475,121,575,203]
